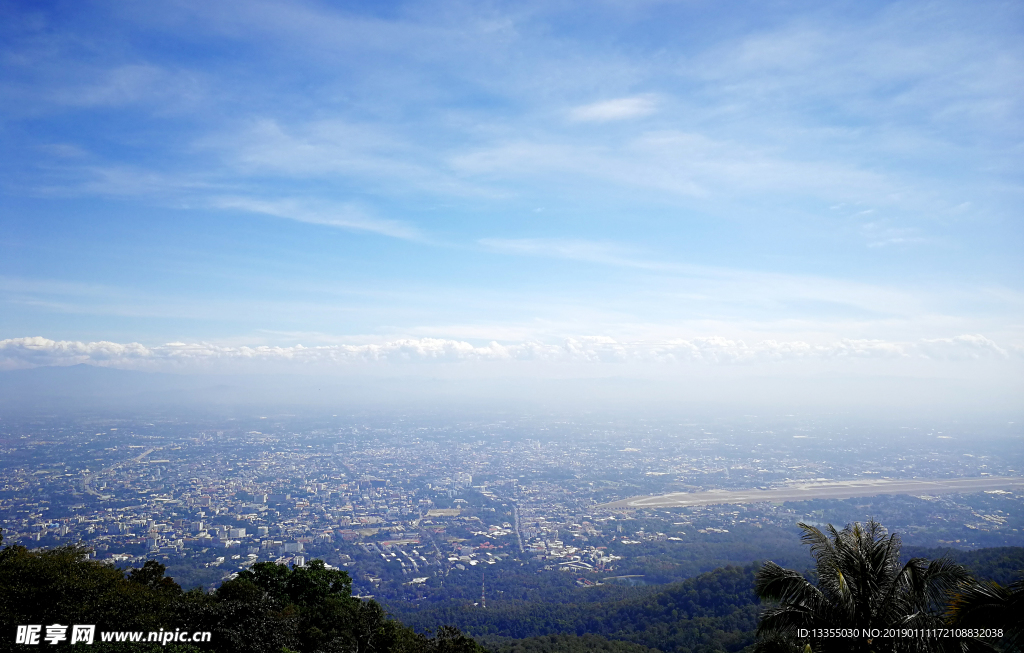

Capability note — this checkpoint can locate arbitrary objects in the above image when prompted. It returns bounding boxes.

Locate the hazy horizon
[1,363,1021,425]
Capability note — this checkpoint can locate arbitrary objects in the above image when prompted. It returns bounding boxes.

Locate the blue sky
[1,0,1021,412]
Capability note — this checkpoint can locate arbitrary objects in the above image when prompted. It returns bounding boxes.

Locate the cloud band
[0,335,1013,371]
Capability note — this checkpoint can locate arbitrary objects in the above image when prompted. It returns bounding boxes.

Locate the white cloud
[917,334,1008,360]
[74,165,221,197]
[450,130,893,205]
[861,221,927,248]
[0,334,1014,372]
[204,118,491,199]
[212,196,422,240]
[477,237,932,319]
[479,238,658,268]
[54,65,180,108]
[569,96,658,122]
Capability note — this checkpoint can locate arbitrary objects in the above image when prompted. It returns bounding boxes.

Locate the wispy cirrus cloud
[861,221,928,248]
[451,130,894,205]
[477,237,933,319]
[479,238,661,269]
[203,118,493,199]
[569,96,658,122]
[212,196,422,240]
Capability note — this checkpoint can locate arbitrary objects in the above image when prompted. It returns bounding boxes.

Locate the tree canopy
[0,530,483,653]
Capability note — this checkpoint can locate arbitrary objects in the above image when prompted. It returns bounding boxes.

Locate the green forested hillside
[402,565,761,653]
[0,534,482,653]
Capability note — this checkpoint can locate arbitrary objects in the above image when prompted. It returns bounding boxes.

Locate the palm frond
[798,523,834,563]
[757,604,817,635]
[921,557,972,610]
[755,562,822,605]
[948,580,1009,626]
[752,631,805,653]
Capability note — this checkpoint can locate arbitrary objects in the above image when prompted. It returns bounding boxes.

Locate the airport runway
[601,476,1024,510]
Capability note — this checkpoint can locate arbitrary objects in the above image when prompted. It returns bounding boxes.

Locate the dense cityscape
[3,413,1022,601]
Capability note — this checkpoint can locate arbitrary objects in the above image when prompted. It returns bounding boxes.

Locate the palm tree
[754,520,977,653]
[949,574,1024,652]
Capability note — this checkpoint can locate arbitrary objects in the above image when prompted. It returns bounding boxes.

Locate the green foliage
[754,521,982,652]
[0,543,175,634]
[0,542,198,652]
[483,633,659,653]
[130,560,184,594]
[0,537,482,653]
